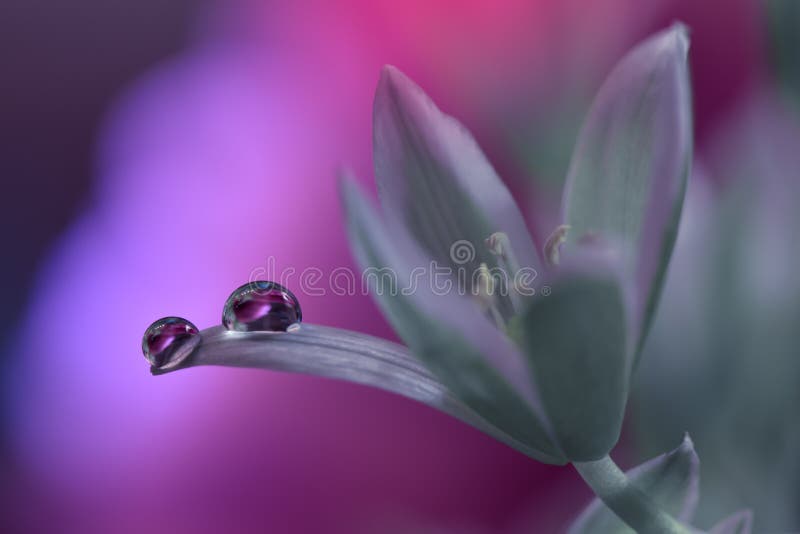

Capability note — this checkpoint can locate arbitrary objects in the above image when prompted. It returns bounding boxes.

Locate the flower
[341,22,692,463]
[152,23,692,470]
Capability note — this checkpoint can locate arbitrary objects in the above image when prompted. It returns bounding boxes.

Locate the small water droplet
[222,281,302,332]
[142,317,200,369]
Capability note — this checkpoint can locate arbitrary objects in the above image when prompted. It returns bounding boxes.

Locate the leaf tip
[665,21,691,60]
[374,64,438,126]
[377,64,412,103]
[672,432,701,522]
[638,22,690,69]
[678,431,695,453]
[380,64,403,83]
[675,23,690,55]
[670,20,690,41]
[671,432,700,477]
[710,509,753,534]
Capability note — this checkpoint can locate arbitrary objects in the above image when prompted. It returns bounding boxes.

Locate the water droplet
[142,317,201,369]
[222,281,302,332]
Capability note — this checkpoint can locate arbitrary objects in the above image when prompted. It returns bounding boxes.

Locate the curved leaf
[568,435,700,534]
[152,323,556,462]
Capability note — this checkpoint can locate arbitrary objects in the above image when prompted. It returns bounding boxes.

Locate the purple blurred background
[0,1,768,532]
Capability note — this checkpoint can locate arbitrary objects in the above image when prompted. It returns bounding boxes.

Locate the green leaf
[340,177,565,464]
[709,510,752,534]
[562,23,692,359]
[568,435,700,534]
[152,323,554,461]
[513,270,628,461]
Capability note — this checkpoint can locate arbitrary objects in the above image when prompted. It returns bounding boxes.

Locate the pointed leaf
[341,177,565,464]
[152,324,552,460]
[568,435,700,534]
[562,23,693,357]
[373,65,541,282]
[709,510,753,534]
[513,265,628,461]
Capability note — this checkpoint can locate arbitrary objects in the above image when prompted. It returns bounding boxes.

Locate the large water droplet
[142,317,200,369]
[222,281,302,332]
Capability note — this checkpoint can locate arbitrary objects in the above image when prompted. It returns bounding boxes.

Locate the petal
[373,65,541,278]
[561,23,693,357]
[341,177,565,464]
[512,259,629,461]
[567,435,700,534]
[709,510,753,534]
[152,324,553,460]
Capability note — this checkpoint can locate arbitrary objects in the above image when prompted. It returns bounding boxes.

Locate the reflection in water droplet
[222,281,302,332]
[142,317,200,369]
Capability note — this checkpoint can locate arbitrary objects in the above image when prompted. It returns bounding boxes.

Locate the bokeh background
[1,0,796,532]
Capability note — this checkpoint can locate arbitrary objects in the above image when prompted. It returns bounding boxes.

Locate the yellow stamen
[474,262,505,328]
[485,231,526,313]
[544,225,571,266]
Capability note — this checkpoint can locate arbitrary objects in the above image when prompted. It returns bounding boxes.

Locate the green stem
[573,456,692,534]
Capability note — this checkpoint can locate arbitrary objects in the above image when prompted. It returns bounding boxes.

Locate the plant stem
[573,456,692,534]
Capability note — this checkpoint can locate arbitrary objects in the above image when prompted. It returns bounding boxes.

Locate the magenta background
[1,1,763,532]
